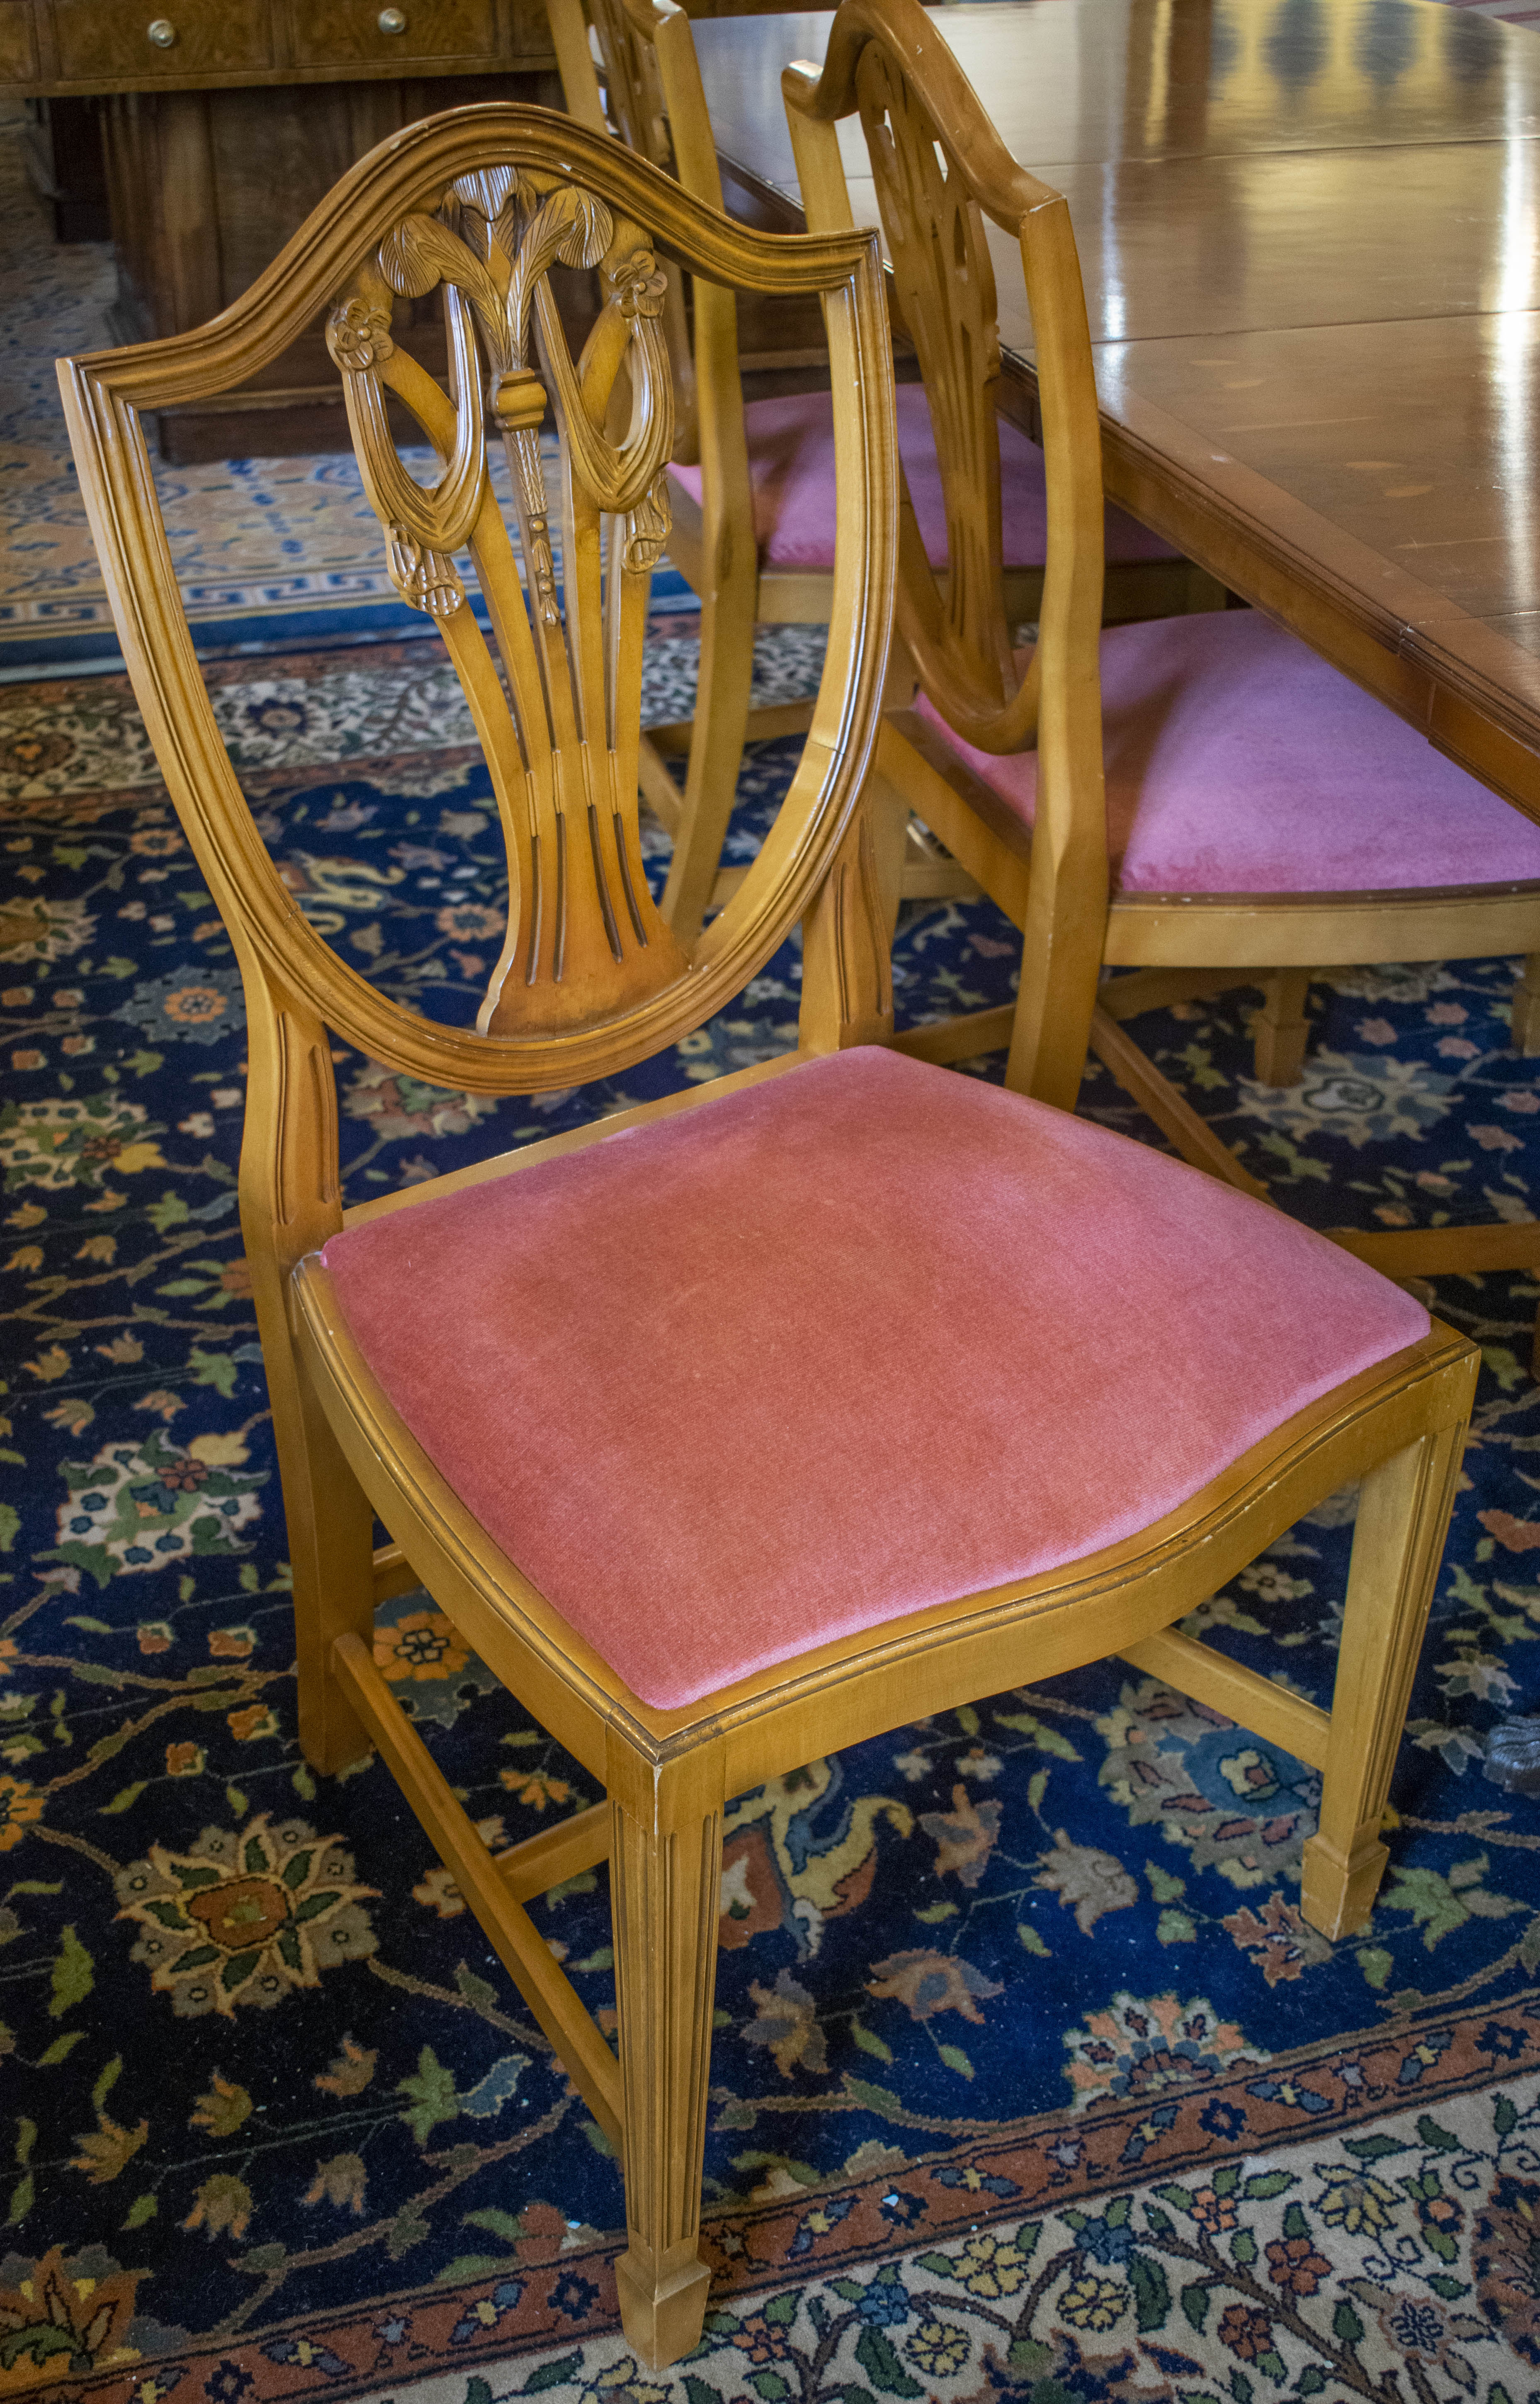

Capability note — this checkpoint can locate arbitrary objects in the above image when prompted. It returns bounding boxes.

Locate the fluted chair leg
[1301,1417,1467,1940]
[611,1767,724,2367]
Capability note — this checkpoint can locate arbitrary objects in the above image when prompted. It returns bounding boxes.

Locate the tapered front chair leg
[1301,1417,1468,1940]
[610,1780,724,2368]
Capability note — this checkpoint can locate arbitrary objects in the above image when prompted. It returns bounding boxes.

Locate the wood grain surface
[692,0,1540,817]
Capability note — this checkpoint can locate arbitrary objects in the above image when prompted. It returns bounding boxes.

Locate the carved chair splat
[329,172,690,1031]
[63,97,1479,2374]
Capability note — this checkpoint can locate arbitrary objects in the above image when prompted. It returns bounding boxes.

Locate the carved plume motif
[384,529,464,620]
[324,163,688,1032]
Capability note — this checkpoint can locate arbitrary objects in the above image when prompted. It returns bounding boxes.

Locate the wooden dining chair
[63,100,1479,2370]
[548,0,1219,947]
[783,0,1540,1228]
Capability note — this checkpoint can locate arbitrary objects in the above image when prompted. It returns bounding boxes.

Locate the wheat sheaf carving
[325,167,688,1036]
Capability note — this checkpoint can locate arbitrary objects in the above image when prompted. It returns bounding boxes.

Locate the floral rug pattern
[350,2066,1540,2404]
[4,636,1540,2404]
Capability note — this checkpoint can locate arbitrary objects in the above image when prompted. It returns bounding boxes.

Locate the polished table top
[691,0,1540,815]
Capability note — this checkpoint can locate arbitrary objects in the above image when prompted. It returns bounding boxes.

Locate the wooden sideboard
[1,0,556,90]
[5,0,564,457]
[7,0,811,459]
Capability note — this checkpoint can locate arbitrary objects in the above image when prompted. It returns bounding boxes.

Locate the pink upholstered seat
[319,1048,1426,1711]
[918,606,1540,895]
[668,384,1177,574]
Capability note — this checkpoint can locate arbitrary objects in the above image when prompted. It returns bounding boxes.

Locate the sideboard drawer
[49,0,274,79]
[285,0,495,68]
[0,1,38,78]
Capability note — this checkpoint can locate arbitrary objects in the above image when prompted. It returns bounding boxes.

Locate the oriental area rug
[6,643,1540,2404]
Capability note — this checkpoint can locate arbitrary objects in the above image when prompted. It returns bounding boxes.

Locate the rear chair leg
[1511,952,1540,1056]
[1183,565,1229,613]
[287,1340,376,1775]
[610,1781,723,2369]
[1301,1419,1467,1939]
[1252,968,1313,1088]
[867,776,912,949]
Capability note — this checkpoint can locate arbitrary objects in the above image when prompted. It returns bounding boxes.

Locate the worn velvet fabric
[668,383,1176,573]
[320,1048,1426,1709]
[917,606,1540,894]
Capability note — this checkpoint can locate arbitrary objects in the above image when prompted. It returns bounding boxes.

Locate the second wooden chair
[784,0,1540,1268]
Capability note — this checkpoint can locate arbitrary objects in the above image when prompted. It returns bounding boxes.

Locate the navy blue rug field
[5,650,1540,2404]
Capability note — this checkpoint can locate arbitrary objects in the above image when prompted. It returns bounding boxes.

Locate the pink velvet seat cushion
[320,1048,1426,1711]
[917,606,1540,895]
[668,384,1176,573]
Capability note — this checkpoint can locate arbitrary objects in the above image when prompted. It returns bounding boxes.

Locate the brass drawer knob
[377,6,408,29]
[147,17,178,42]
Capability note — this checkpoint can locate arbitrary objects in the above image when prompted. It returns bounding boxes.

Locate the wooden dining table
[691,0,1540,1302]
[690,0,1540,830]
